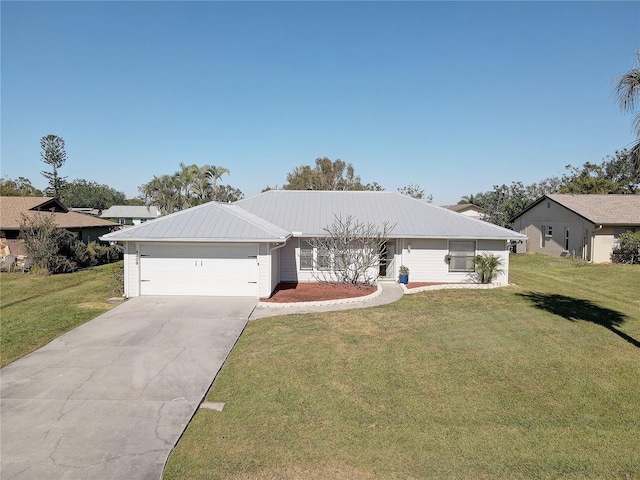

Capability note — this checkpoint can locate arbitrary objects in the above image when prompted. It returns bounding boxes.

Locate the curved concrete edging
[257,283,382,308]
[401,282,509,294]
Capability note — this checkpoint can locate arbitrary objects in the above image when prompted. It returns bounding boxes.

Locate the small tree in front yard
[308,214,395,285]
[19,214,65,274]
[612,231,640,264]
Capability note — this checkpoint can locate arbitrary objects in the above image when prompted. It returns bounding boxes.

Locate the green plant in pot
[398,265,409,284]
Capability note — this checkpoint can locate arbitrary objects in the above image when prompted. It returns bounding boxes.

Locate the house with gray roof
[100,205,161,225]
[510,194,640,263]
[101,190,526,298]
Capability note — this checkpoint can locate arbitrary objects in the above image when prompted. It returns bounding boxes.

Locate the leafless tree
[307,214,395,285]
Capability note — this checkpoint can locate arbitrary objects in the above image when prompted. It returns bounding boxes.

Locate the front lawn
[165,254,640,479]
[0,262,122,367]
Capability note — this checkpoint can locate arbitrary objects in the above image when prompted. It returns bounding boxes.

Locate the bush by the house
[473,252,505,283]
[19,213,122,274]
[612,231,640,264]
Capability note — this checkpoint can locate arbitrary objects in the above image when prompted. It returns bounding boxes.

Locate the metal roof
[236,191,525,240]
[101,205,160,219]
[100,201,291,242]
[511,194,640,226]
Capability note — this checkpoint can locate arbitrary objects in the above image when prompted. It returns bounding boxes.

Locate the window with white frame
[317,247,331,270]
[300,239,313,270]
[448,240,476,272]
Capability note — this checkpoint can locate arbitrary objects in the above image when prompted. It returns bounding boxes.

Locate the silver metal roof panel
[100,202,290,242]
[236,191,525,240]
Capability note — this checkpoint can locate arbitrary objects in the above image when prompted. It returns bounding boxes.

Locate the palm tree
[192,165,213,204]
[140,175,181,214]
[473,253,505,284]
[177,163,201,209]
[615,53,640,173]
[205,165,230,201]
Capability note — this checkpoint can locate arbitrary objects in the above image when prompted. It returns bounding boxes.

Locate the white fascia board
[99,236,291,243]
[289,234,527,240]
[387,235,528,241]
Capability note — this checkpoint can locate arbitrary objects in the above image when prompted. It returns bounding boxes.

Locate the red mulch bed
[262,282,377,303]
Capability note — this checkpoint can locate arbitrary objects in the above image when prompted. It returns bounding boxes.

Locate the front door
[379,242,396,278]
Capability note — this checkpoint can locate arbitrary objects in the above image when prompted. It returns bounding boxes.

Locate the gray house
[101,191,526,298]
[101,205,161,225]
[511,194,640,263]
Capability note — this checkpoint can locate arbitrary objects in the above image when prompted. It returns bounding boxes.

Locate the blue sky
[2,1,639,205]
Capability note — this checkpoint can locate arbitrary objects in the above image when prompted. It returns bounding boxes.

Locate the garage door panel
[139,244,258,297]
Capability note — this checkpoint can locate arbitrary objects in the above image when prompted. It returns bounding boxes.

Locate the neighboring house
[0,196,120,256]
[101,205,161,225]
[101,191,526,298]
[510,194,640,263]
[70,207,101,216]
[442,203,485,220]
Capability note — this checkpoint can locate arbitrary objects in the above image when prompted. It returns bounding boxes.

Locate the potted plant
[398,265,409,284]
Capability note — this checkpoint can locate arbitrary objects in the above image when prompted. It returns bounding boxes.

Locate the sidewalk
[249,282,404,320]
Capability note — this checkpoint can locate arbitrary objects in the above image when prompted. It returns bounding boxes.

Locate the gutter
[98,236,290,243]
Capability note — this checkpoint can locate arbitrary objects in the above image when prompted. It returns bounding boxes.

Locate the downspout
[590,224,603,263]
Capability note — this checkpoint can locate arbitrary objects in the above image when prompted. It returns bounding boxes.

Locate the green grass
[0,262,122,367]
[165,254,640,479]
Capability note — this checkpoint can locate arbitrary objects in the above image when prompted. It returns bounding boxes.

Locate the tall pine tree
[40,134,67,199]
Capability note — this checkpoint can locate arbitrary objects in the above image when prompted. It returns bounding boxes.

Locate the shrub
[612,231,640,264]
[19,213,123,274]
[19,214,63,273]
[473,253,505,284]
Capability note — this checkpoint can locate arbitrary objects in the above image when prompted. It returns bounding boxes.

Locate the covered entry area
[138,243,259,297]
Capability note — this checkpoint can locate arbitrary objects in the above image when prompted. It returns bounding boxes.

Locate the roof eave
[99,235,292,243]
[289,233,527,240]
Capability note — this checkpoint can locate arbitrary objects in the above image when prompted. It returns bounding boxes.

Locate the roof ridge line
[218,203,290,238]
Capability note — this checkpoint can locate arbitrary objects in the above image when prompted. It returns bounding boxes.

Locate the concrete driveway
[1,296,257,480]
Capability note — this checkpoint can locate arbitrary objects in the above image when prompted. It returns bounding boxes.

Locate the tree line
[2,146,432,212]
[461,148,639,228]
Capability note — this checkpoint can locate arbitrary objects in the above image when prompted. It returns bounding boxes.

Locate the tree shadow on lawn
[518,292,640,349]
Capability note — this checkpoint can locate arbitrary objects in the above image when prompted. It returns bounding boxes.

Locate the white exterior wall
[279,240,300,282]
[258,243,272,298]
[280,237,387,283]
[269,245,280,295]
[279,238,317,283]
[398,238,509,284]
[277,237,511,285]
[478,239,509,284]
[124,242,139,298]
[399,239,469,283]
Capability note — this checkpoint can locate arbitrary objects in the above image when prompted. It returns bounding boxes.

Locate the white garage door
[139,243,259,297]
